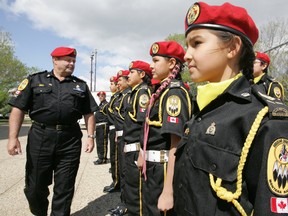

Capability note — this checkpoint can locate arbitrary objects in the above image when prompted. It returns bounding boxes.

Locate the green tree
[0,30,31,114]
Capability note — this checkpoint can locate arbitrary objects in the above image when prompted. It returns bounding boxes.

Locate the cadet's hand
[137,149,144,170]
[7,138,22,156]
[158,191,174,212]
[85,138,94,153]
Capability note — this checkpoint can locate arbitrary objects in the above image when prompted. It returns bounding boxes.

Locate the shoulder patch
[273,86,282,99]
[139,94,149,108]
[166,95,181,116]
[267,138,288,196]
[17,79,29,91]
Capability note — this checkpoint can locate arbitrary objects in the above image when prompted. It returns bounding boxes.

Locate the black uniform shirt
[9,70,98,125]
[123,83,151,143]
[95,100,108,123]
[141,79,192,151]
[174,76,288,216]
[106,92,120,126]
[256,73,284,101]
[114,87,131,131]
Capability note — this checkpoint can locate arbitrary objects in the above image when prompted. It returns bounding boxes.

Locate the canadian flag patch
[140,108,146,113]
[167,116,179,123]
[271,197,288,213]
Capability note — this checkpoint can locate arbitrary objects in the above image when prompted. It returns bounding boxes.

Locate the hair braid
[239,37,255,84]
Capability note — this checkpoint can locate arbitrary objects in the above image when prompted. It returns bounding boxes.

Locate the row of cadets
[93,91,109,165]
[103,75,121,193]
[123,60,153,215]
[110,69,131,215]
[138,41,192,215]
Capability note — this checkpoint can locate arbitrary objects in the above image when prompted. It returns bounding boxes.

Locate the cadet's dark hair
[214,30,255,84]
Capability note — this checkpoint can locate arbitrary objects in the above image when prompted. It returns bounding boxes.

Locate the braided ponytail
[239,37,255,84]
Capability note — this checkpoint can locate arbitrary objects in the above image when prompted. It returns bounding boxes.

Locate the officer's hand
[7,138,22,156]
[85,138,94,153]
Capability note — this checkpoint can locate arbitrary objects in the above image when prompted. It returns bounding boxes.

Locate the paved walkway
[0,123,120,216]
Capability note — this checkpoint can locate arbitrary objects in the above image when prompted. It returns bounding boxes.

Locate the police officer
[103,76,121,193]
[173,2,288,216]
[138,41,192,215]
[109,70,131,216]
[123,60,152,215]
[253,51,285,100]
[7,47,98,216]
[94,91,109,165]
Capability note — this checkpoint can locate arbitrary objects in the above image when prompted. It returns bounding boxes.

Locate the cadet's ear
[227,36,242,59]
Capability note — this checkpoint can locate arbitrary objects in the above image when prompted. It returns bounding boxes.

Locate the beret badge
[118,70,123,76]
[187,3,200,25]
[129,62,133,69]
[151,43,160,54]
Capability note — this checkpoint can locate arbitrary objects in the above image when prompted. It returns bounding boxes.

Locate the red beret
[51,47,77,57]
[97,91,106,96]
[185,2,259,45]
[129,60,152,78]
[255,51,270,66]
[110,76,118,83]
[150,41,185,63]
[116,70,130,81]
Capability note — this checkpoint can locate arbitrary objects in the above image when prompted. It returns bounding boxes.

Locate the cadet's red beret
[51,47,77,57]
[110,76,117,83]
[116,70,130,81]
[97,91,106,96]
[185,2,259,45]
[150,41,185,63]
[129,60,152,78]
[255,51,270,66]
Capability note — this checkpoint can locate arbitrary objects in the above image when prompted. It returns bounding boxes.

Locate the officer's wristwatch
[87,134,95,139]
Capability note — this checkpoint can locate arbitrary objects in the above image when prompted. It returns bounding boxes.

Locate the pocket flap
[190,140,240,182]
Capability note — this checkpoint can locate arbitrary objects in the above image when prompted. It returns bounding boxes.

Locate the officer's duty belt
[124,142,140,153]
[116,130,123,137]
[146,150,169,163]
[33,121,78,131]
[109,125,115,130]
[96,122,107,127]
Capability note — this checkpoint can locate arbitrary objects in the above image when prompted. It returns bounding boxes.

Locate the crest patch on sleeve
[17,79,29,91]
[267,138,288,196]
[139,94,149,108]
[166,95,181,117]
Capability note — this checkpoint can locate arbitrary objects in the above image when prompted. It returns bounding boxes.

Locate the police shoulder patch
[139,94,149,108]
[166,95,181,117]
[267,138,288,196]
[18,79,29,91]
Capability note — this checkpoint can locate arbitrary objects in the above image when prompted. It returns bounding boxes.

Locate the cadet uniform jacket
[141,79,192,151]
[106,92,120,126]
[123,82,151,143]
[95,100,108,123]
[9,70,98,124]
[173,76,288,216]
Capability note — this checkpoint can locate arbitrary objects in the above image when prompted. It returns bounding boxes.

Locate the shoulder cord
[209,106,268,216]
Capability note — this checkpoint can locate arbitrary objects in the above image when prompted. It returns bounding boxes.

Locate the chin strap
[209,106,269,216]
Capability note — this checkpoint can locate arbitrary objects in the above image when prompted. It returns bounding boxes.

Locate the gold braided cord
[128,89,140,122]
[117,92,129,120]
[209,106,269,216]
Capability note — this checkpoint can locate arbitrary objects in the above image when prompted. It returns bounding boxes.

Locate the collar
[254,73,265,84]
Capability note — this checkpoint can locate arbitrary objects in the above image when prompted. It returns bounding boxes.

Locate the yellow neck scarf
[197,73,243,111]
[254,73,265,84]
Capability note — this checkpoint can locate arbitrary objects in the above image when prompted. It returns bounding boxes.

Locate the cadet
[253,51,285,100]
[7,47,98,216]
[173,2,288,216]
[109,70,131,215]
[103,75,121,193]
[123,60,152,215]
[94,91,109,165]
[138,41,192,215]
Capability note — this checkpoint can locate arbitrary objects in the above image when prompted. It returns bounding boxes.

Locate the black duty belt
[33,121,78,131]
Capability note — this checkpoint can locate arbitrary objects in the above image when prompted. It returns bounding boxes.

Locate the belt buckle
[56,125,63,130]
[160,150,167,163]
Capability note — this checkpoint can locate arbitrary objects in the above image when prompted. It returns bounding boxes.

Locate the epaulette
[71,75,86,83]
[140,84,148,90]
[253,87,288,119]
[30,70,48,77]
[169,80,181,88]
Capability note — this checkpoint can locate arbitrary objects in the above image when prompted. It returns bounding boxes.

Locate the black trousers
[24,124,82,216]
[95,123,109,160]
[117,136,126,203]
[124,151,144,216]
[109,128,120,188]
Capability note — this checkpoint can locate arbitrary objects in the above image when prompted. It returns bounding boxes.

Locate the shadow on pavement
[0,125,31,140]
[71,192,121,216]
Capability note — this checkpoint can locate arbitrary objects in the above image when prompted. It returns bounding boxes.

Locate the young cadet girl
[173,2,288,216]
[138,41,192,216]
[123,60,152,215]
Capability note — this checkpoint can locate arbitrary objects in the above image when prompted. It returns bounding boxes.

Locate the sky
[0,0,288,92]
